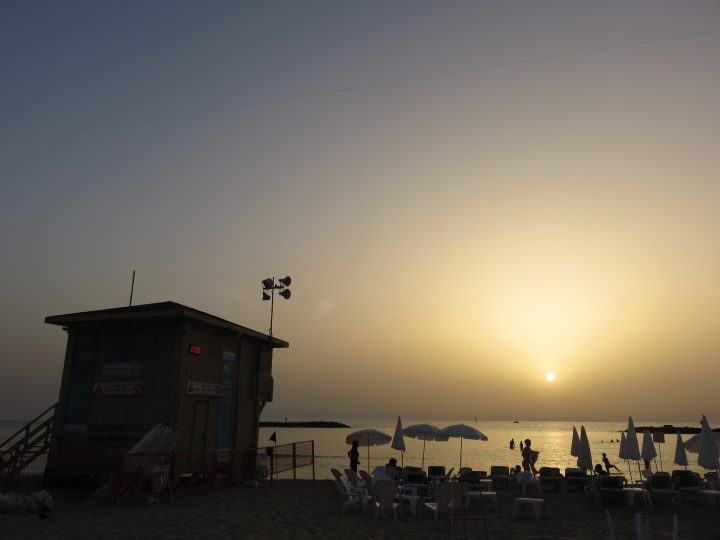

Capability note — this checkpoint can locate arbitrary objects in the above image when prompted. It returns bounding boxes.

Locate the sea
[1,419,707,480]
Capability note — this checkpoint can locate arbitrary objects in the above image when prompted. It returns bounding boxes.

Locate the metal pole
[269,277,275,338]
[312,441,316,480]
[129,270,135,306]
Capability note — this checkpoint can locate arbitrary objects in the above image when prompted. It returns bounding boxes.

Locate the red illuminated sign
[189,344,201,355]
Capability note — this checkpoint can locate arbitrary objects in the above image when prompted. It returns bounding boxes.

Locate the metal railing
[0,403,57,492]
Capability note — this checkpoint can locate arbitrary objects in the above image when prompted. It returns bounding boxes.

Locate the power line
[1,27,718,147]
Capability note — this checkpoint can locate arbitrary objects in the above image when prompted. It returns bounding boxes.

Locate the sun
[545,373,556,382]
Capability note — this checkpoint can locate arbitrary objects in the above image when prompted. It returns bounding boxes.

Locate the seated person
[594,463,608,475]
[384,458,402,481]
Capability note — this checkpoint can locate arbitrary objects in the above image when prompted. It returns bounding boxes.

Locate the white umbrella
[626,416,642,476]
[577,425,593,472]
[641,430,658,471]
[439,424,488,470]
[346,428,391,470]
[619,431,634,482]
[403,423,448,469]
[673,432,688,470]
[570,426,580,458]
[653,430,665,470]
[696,415,719,471]
[391,417,406,467]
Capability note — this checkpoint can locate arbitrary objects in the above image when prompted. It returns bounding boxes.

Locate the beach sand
[1,480,718,539]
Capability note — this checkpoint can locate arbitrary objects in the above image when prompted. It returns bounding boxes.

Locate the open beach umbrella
[640,430,658,472]
[577,426,593,472]
[673,432,688,470]
[570,426,581,458]
[391,416,406,467]
[403,423,448,469]
[346,428,391,470]
[625,416,642,476]
[439,424,488,470]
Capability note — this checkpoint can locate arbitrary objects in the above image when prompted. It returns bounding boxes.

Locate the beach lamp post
[262,276,292,338]
[251,276,291,469]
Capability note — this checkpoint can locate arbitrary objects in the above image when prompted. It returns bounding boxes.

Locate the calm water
[260,419,708,480]
[2,419,707,480]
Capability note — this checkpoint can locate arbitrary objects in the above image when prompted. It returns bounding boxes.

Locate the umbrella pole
[627,460,633,483]
[422,440,426,470]
[658,445,663,471]
[459,437,463,471]
[367,434,371,471]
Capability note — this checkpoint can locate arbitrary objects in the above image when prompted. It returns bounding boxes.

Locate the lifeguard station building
[43,301,288,476]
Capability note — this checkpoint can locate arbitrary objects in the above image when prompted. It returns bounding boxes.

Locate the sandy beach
[2,480,719,540]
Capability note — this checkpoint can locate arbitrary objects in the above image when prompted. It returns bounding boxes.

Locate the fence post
[312,440,315,481]
[293,443,297,481]
[112,454,125,504]
[210,452,218,491]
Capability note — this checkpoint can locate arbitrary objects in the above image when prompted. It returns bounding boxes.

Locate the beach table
[512,498,544,521]
[699,489,720,509]
[622,486,652,509]
[465,490,499,511]
[399,493,420,516]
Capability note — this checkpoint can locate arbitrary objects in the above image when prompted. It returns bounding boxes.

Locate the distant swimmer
[510,438,515,450]
[519,441,524,451]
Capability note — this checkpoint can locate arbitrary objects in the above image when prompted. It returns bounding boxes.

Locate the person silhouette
[602,453,620,473]
[348,440,360,472]
[509,438,515,450]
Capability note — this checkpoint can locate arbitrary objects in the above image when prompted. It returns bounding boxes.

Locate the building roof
[44,301,289,348]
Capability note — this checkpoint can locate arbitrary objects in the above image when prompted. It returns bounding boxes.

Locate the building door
[190,400,209,463]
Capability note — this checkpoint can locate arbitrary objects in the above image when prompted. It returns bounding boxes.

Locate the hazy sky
[2,1,719,422]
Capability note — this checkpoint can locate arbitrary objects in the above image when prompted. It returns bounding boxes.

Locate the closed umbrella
[641,430,658,472]
[625,416,642,477]
[696,415,719,471]
[577,425,593,472]
[439,424,488,470]
[673,432,688,470]
[653,431,665,471]
[391,417,406,468]
[570,426,581,458]
[403,423,448,469]
[619,431,634,482]
[346,428,391,470]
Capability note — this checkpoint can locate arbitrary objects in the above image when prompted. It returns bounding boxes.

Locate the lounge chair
[424,481,466,520]
[671,470,701,500]
[565,467,591,491]
[490,465,510,490]
[648,472,677,505]
[344,468,368,493]
[427,465,446,483]
[359,470,375,493]
[538,467,564,492]
[372,480,401,518]
[333,477,365,514]
[585,475,625,504]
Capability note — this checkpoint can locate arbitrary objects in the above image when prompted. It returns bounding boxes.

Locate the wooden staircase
[0,403,57,492]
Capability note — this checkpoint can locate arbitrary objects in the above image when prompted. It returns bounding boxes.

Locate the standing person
[602,453,620,473]
[519,440,524,451]
[509,439,515,450]
[521,439,539,475]
[348,440,360,472]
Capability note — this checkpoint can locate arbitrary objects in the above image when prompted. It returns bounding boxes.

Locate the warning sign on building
[186,380,220,396]
[93,381,144,397]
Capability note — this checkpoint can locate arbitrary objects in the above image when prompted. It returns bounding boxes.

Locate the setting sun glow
[545,373,556,382]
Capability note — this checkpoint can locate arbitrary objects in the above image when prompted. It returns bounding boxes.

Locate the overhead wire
[1,27,718,146]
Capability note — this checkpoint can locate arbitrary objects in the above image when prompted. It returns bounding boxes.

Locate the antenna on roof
[129,270,136,306]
